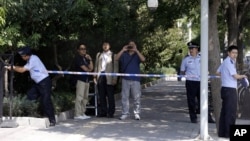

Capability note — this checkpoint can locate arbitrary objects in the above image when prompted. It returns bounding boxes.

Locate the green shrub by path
[3,92,75,117]
[3,95,40,117]
[52,91,75,115]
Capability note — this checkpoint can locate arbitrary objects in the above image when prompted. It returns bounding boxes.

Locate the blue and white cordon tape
[47,70,220,79]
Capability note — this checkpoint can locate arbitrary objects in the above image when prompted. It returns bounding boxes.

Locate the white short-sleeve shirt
[180,55,201,81]
[217,56,237,88]
[24,55,49,83]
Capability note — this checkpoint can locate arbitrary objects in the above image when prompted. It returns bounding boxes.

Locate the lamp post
[200,0,209,140]
[147,0,158,11]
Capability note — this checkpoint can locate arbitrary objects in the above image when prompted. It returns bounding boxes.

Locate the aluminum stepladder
[86,81,98,116]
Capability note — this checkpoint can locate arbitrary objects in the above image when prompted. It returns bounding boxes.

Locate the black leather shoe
[208,114,215,123]
[196,110,200,114]
[107,115,114,118]
[208,118,215,123]
[49,122,56,127]
[191,119,197,123]
[97,114,107,117]
[218,135,229,138]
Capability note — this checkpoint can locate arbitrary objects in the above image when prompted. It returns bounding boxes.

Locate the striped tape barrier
[47,70,220,79]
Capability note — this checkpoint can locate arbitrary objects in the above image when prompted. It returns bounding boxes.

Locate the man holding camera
[115,40,145,120]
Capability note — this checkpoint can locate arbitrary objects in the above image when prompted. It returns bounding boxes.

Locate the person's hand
[122,45,129,51]
[112,79,117,85]
[125,44,138,52]
[85,54,92,61]
[130,45,138,52]
[93,77,97,84]
[4,66,15,70]
[4,66,10,70]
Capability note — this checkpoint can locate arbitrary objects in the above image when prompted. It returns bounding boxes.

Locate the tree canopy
[1,0,250,93]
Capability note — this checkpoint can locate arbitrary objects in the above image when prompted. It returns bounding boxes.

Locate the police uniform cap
[17,46,32,56]
[187,42,199,48]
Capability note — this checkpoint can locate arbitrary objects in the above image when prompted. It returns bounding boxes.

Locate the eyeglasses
[79,48,86,50]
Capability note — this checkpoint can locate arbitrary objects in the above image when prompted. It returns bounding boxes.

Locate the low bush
[3,92,75,117]
[3,95,40,117]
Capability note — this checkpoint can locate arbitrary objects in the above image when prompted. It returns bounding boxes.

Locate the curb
[1,109,74,128]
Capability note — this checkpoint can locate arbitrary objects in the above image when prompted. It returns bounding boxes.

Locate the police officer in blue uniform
[5,46,56,126]
[216,45,247,138]
[180,41,215,123]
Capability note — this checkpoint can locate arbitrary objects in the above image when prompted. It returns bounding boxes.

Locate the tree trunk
[227,0,238,46]
[226,0,250,72]
[209,0,221,132]
[51,44,63,90]
[237,32,244,73]
[236,1,250,73]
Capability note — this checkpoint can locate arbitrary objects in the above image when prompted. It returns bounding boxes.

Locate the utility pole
[200,0,210,140]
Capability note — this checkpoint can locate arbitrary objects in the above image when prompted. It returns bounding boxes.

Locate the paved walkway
[0,79,244,141]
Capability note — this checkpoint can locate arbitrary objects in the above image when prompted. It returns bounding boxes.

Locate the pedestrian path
[0,79,243,141]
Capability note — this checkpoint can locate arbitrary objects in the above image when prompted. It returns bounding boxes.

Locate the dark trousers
[218,87,237,138]
[186,80,200,121]
[185,80,214,122]
[97,75,115,116]
[27,77,56,123]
